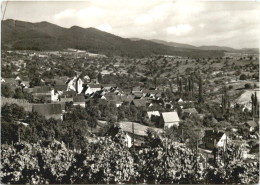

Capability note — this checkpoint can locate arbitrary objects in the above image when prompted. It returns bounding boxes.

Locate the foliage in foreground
[1,133,259,184]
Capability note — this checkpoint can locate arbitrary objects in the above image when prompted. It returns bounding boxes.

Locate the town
[1,48,259,184]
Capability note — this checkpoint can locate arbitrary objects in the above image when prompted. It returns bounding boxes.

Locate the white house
[202,130,229,150]
[161,111,180,128]
[85,84,102,95]
[51,89,59,102]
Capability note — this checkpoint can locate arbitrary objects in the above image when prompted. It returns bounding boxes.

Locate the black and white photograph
[1,0,259,184]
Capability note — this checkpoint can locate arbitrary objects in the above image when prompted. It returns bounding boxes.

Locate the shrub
[239,74,247,80]
[244,83,252,89]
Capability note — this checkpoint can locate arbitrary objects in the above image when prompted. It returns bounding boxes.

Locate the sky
[2,0,260,49]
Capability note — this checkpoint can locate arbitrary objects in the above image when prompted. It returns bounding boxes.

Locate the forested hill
[2,19,224,58]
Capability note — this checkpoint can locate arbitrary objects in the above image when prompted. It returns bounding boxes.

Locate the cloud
[135,14,152,25]
[167,24,193,36]
[95,24,112,32]
[4,0,260,48]
[54,9,76,20]
[77,6,106,18]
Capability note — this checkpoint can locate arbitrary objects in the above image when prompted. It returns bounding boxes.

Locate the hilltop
[2,19,225,58]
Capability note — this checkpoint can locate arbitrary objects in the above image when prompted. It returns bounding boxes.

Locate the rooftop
[162,111,180,123]
[118,121,163,137]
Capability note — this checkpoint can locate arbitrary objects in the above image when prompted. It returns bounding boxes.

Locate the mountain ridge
[1,19,231,57]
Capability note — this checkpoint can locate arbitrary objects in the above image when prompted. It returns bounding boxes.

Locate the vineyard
[1,131,259,184]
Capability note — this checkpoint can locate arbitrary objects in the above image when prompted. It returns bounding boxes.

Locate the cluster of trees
[1,84,34,102]
[1,103,91,148]
[176,74,195,99]
[85,99,150,125]
[251,92,258,117]
[1,100,152,148]
[1,133,258,184]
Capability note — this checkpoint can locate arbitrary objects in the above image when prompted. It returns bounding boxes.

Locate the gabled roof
[32,104,62,115]
[20,81,30,87]
[204,130,225,142]
[53,85,67,91]
[3,78,16,84]
[118,122,163,137]
[132,86,141,91]
[105,94,122,102]
[33,86,52,93]
[88,84,101,88]
[132,99,146,107]
[245,120,257,128]
[162,111,180,123]
[143,90,162,94]
[84,75,90,80]
[182,108,198,114]
[147,111,160,119]
[175,98,183,102]
[121,95,134,102]
[101,84,117,88]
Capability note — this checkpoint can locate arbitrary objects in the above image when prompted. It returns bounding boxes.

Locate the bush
[244,83,252,89]
[239,74,247,80]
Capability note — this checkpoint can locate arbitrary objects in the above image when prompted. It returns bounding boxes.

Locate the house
[85,84,102,95]
[15,76,21,81]
[101,84,117,91]
[131,99,146,108]
[32,104,63,120]
[53,76,69,85]
[51,89,59,102]
[53,85,67,93]
[134,92,144,99]
[143,90,162,99]
[202,130,229,150]
[121,95,134,103]
[83,75,91,83]
[165,103,174,109]
[104,94,123,107]
[101,70,111,76]
[19,81,30,88]
[182,108,198,116]
[2,78,17,86]
[147,111,161,124]
[118,121,163,147]
[132,86,142,94]
[28,86,52,103]
[60,96,73,103]
[73,95,85,108]
[161,111,180,128]
[245,120,257,132]
[176,98,183,103]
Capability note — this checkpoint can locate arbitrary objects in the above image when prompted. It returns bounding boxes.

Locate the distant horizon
[3,18,259,50]
[2,1,259,49]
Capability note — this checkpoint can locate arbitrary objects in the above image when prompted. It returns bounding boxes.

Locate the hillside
[150,39,197,49]
[150,39,258,53]
[2,19,225,58]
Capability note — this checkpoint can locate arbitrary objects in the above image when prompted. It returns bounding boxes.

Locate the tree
[97,72,102,84]
[244,83,252,89]
[13,88,25,99]
[29,76,41,87]
[1,83,13,98]
[239,74,247,80]
[198,78,204,104]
